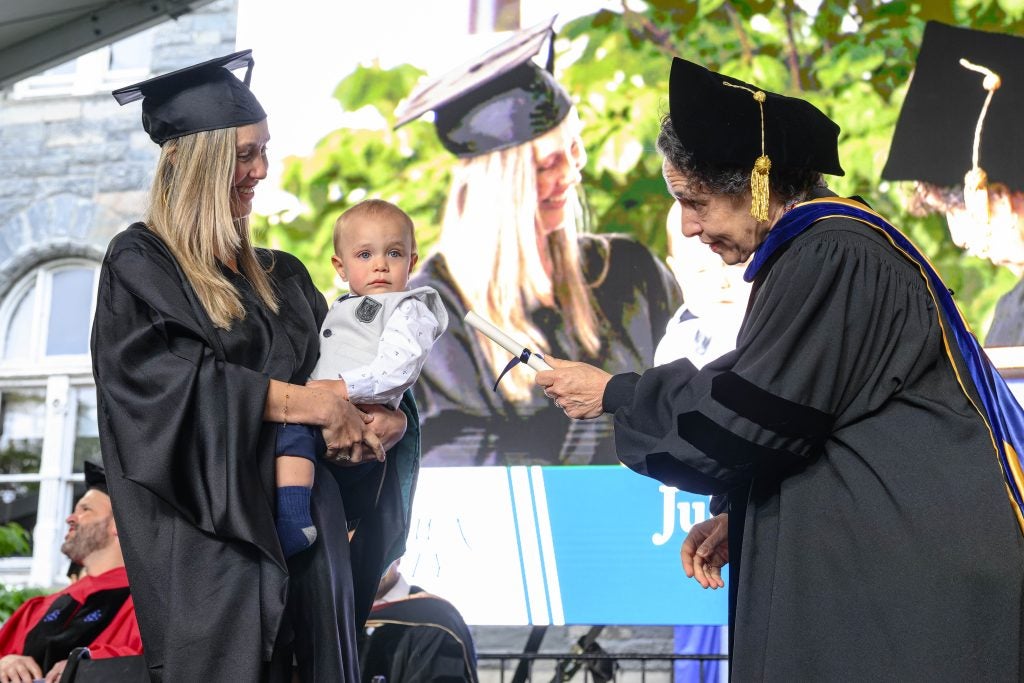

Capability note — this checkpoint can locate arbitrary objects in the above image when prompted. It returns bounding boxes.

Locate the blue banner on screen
[399,465,728,626]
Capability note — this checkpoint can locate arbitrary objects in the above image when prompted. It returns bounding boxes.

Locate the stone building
[0,0,238,587]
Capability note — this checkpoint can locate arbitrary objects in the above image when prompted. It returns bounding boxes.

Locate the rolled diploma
[464,311,552,371]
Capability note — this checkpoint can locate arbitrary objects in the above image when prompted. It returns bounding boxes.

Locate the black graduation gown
[605,203,1024,680]
[91,224,407,682]
[410,234,682,465]
[359,588,478,683]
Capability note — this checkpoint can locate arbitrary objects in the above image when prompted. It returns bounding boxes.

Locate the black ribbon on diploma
[493,348,536,391]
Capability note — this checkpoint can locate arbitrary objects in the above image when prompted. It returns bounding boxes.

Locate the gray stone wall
[0,0,238,293]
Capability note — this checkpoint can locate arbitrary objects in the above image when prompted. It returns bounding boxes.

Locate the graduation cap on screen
[112,49,266,145]
[83,461,107,496]
[394,17,572,158]
[668,57,843,221]
[882,22,1024,199]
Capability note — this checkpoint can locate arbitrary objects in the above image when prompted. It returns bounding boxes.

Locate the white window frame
[0,260,100,587]
[0,259,98,376]
[11,28,154,99]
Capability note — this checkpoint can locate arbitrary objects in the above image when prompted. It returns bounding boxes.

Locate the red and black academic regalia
[0,566,141,669]
[91,224,409,682]
[604,191,1024,680]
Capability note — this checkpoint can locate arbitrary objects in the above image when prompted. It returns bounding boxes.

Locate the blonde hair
[145,127,278,330]
[438,111,600,402]
[334,198,417,255]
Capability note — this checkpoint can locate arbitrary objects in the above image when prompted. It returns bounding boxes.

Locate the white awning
[0,1,216,89]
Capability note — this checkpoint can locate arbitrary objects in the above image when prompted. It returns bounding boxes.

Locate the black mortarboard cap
[882,22,1024,190]
[668,57,844,176]
[83,461,107,495]
[394,17,572,158]
[112,49,266,145]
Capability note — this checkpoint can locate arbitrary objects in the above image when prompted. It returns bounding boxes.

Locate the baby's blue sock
[276,486,317,558]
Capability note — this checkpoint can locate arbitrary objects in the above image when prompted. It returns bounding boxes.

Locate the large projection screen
[399,465,728,626]
[398,347,1024,627]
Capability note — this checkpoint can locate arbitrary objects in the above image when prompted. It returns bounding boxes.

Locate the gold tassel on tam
[963,166,989,224]
[751,154,772,223]
[723,82,772,221]
[959,58,1001,224]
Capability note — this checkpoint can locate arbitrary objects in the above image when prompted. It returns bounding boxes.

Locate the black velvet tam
[112,50,266,145]
[394,17,572,158]
[668,57,844,176]
[882,21,1024,190]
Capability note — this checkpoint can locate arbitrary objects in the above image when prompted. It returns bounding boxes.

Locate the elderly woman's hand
[359,403,408,451]
[681,514,729,589]
[306,379,384,466]
[535,356,611,420]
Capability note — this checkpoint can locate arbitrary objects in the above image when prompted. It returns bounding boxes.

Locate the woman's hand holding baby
[306,379,385,465]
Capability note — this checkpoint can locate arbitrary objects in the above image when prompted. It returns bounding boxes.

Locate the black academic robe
[359,588,478,683]
[605,197,1024,680]
[91,224,408,682]
[410,234,681,465]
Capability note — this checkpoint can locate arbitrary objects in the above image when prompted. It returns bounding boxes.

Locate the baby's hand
[358,404,407,451]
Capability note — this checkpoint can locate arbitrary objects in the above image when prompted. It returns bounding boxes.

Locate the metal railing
[477,652,728,683]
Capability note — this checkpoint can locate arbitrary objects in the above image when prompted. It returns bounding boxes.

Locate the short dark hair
[656,115,822,205]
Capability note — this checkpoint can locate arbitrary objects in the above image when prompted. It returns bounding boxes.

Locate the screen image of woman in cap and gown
[882,21,1024,346]
[538,55,1024,680]
[398,22,682,466]
[92,52,413,682]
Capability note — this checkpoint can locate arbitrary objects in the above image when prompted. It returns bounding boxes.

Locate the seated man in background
[0,462,141,683]
[359,560,478,683]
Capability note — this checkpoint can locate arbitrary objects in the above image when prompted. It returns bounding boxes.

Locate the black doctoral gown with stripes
[605,196,1024,681]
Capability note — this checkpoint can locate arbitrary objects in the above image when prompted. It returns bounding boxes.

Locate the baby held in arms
[275,199,447,557]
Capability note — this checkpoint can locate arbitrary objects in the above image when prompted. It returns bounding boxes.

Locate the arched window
[1,261,98,365]
[0,259,101,585]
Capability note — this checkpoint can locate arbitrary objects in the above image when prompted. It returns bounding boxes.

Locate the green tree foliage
[0,582,46,622]
[0,522,45,621]
[255,0,1024,334]
[253,63,449,295]
[0,522,30,557]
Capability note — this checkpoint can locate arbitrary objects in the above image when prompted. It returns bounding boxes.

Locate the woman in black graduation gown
[539,57,1024,680]
[92,52,410,682]
[395,20,681,466]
